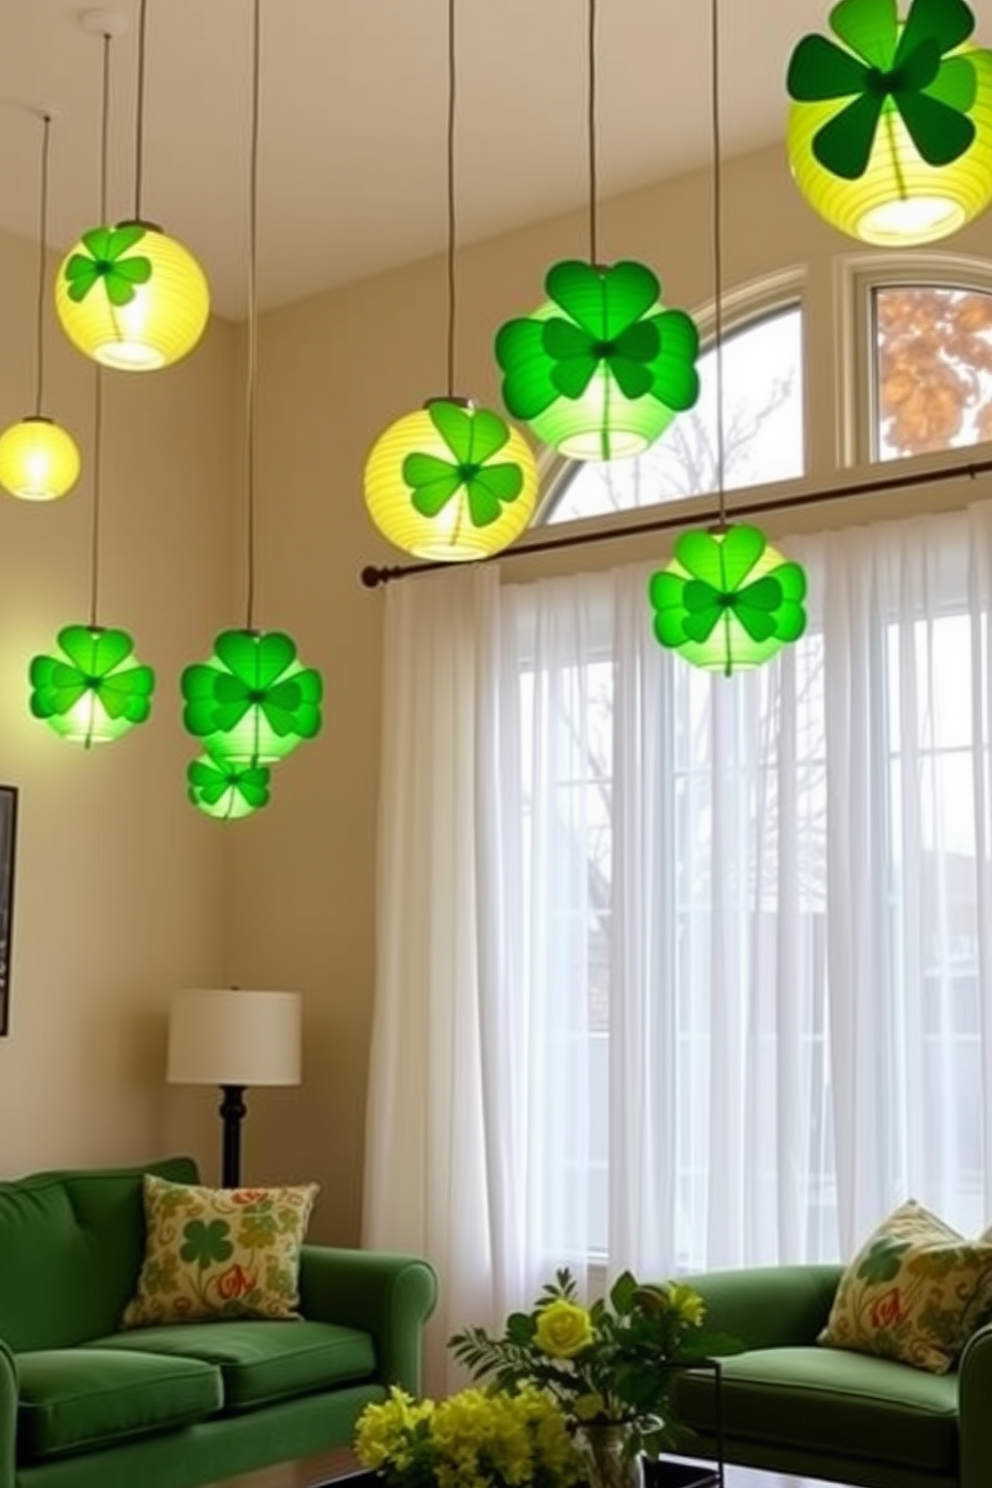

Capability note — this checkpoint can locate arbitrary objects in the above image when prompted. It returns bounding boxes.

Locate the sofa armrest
[959,1320,992,1488]
[0,1338,17,1488]
[681,1264,843,1349]
[298,1246,437,1396]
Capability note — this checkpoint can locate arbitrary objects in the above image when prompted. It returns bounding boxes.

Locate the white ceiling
[3,0,992,322]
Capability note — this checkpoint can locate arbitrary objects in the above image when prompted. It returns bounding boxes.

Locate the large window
[543,303,805,524]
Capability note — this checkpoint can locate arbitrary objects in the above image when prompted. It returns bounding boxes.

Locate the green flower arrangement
[448,1269,739,1460]
[355,1383,584,1488]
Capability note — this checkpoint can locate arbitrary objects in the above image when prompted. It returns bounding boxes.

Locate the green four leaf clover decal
[181,1218,234,1269]
[64,223,153,307]
[496,260,700,420]
[787,0,984,180]
[182,630,323,752]
[29,625,155,728]
[648,525,807,675]
[402,401,525,529]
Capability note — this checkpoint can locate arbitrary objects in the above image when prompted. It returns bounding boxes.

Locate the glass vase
[573,1423,644,1488]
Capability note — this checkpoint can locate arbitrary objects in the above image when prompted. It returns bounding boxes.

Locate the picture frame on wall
[0,786,18,1036]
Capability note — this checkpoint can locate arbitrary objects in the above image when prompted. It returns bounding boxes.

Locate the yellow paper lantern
[365,398,539,562]
[787,25,992,247]
[55,221,210,371]
[0,416,80,502]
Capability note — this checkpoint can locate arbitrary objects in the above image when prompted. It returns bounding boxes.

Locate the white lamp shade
[167,988,302,1087]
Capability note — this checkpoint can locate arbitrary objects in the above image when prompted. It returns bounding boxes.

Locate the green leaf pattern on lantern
[64,224,153,307]
[787,0,983,179]
[648,525,807,663]
[182,630,322,743]
[496,260,700,420]
[187,754,271,815]
[29,624,155,723]
[402,401,524,529]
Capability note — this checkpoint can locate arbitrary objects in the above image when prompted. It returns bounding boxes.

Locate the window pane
[873,285,992,462]
[545,305,804,525]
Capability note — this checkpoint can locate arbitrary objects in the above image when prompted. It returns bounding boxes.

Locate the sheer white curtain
[363,503,992,1393]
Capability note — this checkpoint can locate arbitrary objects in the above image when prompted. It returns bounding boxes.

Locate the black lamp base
[218,1084,247,1188]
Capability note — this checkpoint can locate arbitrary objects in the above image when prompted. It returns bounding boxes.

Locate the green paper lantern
[181,628,323,767]
[364,397,539,560]
[187,752,271,820]
[29,624,155,747]
[786,0,992,245]
[648,524,807,676]
[495,259,700,461]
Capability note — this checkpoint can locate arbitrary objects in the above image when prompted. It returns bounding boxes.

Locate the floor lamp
[167,988,302,1187]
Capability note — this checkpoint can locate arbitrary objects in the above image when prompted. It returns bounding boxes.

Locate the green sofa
[671,1263,992,1488]
[0,1156,437,1488]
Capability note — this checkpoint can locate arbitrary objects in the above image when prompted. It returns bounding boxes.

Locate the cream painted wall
[0,225,236,1177]
[1,136,988,1238]
[232,139,992,1245]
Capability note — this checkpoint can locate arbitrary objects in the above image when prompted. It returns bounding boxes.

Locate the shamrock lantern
[29,623,155,748]
[495,260,700,462]
[786,0,992,245]
[648,525,807,676]
[364,397,539,561]
[187,753,272,822]
[55,221,210,370]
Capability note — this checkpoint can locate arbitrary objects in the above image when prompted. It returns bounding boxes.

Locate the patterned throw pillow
[121,1175,318,1328]
[818,1198,992,1373]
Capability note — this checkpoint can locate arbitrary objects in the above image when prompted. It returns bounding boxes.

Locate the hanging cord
[444,0,457,397]
[710,0,727,528]
[31,113,52,416]
[244,0,261,631]
[132,0,148,220]
[587,0,598,264]
[89,28,114,628]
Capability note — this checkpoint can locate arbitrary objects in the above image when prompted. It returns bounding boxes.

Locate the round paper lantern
[495,259,700,461]
[181,628,323,767]
[786,0,992,246]
[364,397,539,560]
[0,416,80,501]
[648,524,807,675]
[28,624,155,747]
[187,753,271,820]
[55,221,210,370]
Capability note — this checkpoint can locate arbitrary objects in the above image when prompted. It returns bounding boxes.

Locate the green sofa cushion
[0,1156,199,1353]
[17,1347,222,1462]
[90,1320,377,1411]
[675,1346,959,1473]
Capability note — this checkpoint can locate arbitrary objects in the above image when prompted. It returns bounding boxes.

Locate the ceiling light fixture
[649,0,808,675]
[54,4,210,370]
[181,0,322,814]
[0,111,80,502]
[786,0,992,246]
[363,0,539,561]
[29,29,155,745]
[494,0,700,463]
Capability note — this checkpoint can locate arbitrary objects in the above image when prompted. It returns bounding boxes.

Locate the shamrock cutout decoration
[402,401,525,529]
[648,525,807,675]
[29,624,155,741]
[64,223,153,307]
[787,0,983,179]
[496,260,699,420]
[182,629,322,760]
[187,753,271,821]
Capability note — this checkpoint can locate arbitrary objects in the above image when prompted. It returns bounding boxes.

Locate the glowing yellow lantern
[0,416,80,502]
[55,221,210,371]
[364,398,539,561]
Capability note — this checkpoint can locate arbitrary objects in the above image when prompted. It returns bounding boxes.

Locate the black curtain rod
[359,453,992,589]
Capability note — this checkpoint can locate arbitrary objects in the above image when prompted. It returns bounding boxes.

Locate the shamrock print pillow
[122,1174,318,1327]
[818,1198,992,1373]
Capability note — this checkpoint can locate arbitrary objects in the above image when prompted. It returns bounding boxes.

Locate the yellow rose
[534,1298,593,1357]
[573,1391,607,1421]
